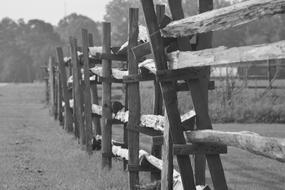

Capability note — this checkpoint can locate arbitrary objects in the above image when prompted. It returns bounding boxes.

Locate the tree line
[0,14,101,82]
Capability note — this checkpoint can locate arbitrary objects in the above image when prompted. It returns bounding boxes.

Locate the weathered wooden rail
[161,0,285,38]
[44,0,285,189]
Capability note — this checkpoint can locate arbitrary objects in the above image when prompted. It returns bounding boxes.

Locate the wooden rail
[91,103,195,132]
[63,100,195,134]
[162,0,285,37]
[185,130,285,163]
[176,40,285,69]
[133,40,285,71]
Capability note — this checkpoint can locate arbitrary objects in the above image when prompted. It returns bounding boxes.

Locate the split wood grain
[162,0,285,37]
[186,130,285,163]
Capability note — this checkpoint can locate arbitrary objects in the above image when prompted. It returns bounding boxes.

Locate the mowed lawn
[1,83,283,190]
[212,124,285,190]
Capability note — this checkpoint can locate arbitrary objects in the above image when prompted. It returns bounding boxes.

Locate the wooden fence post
[150,4,165,182]
[155,4,173,189]
[123,87,128,170]
[54,62,59,120]
[88,33,102,136]
[127,8,140,190]
[167,0,207,186]
[56,47,74,133]
[69,39,79,138]
[153,4,164,116]
[43,64,49,104]
[57,65,64,126]
[102,22,113,168]
[140,0,196,189]
[167,0,228,189]
[48,56,55,117]
[82,29,93,152]
[70,37,85,145]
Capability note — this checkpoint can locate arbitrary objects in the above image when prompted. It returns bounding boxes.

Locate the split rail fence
[44,0,285,189]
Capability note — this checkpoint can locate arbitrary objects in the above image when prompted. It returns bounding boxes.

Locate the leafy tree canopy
[0,18,61,82]
[56,13,101,46]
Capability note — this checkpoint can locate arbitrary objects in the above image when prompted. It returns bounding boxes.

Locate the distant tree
[0,46,33,82]
[18,19,62,79]
[56,13,101,47]
[0,14,103,82]
[102,0,240,46]
[104,0,167,46]
[0,18,62,82]
[104,0,139,46]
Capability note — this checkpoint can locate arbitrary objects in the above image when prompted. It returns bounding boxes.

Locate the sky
[0,0,113,25]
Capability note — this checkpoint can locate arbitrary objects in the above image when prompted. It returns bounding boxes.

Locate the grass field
[96,81,285,189]
[0,83,284,190]
[112,123,285,190]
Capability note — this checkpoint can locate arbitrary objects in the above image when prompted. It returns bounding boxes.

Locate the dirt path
[0,83,126,190]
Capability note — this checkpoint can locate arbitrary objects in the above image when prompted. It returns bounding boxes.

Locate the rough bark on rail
[67,75,96,86]
[90,66,128,80]
[91,104,195,132]
[176,40,285,68]
[64,101,195,132]
[162,0,285,37]
[67,40,285,85]
[185,130,285,162]
[111,145,188,190]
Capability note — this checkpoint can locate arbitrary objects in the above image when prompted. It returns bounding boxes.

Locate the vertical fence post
[195,1,227,186]
[54,62,59,120]
[102,22,113,168]
[88,33,102,136]
[153,5,164,116]
[167,0,207,186]
[57,65,64,126]
[150,4,165,182]
[156,4,172,189]
[127,8,140,190]
[70,38,85,145]
[48,56,55,117]
[44,64,49,104]
[70,38,79,138]
[141,0,196,189]
[82,29,94,152]
[167,0,228,189]
[56,47,74,133]
[123,89,128,170]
